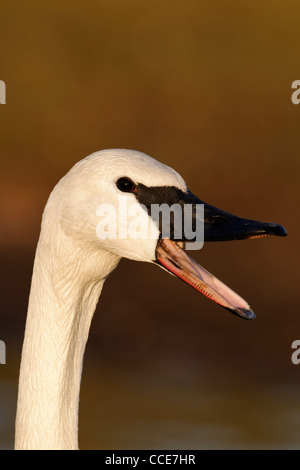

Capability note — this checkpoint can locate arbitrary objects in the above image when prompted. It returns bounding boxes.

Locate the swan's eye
[116,177,137,193]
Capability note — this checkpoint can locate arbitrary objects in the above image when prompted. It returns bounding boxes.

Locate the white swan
[15,149,286,450]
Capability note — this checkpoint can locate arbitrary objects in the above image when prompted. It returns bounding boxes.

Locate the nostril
[206,215,229,224]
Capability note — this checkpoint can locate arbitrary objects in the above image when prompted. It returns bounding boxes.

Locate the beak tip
[246,309,256,320]
[268,223,287,237]
[234,307,256,320]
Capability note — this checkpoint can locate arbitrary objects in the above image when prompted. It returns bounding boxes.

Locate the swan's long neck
[15,225,120,450]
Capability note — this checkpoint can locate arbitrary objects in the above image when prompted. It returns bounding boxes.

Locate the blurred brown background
[0,0,299,449]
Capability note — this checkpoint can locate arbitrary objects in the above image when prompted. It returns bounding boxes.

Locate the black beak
[183,190,287,242]
[154,188,287,320]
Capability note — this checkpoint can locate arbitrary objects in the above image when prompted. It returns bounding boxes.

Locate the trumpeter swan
[15,149,286,449]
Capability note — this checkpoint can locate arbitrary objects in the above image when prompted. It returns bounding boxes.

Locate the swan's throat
[15,236,119,450]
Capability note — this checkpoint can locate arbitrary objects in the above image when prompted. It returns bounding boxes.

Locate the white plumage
[15,148,286,449]
[15,149,187,450]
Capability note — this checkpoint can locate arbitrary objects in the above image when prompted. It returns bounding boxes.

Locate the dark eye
[116,177,137,193]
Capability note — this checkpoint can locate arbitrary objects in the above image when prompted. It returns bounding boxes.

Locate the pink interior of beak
[156,238,255,319]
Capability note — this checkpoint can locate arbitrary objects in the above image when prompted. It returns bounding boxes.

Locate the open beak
[155,192,287,320]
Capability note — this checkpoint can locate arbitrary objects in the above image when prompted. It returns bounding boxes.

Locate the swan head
[48,148,287,320]
[52,149,186,263]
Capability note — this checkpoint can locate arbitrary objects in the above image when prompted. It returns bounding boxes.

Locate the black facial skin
[132,183,287,242]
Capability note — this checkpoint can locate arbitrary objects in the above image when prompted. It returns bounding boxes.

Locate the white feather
[15,149,186,450]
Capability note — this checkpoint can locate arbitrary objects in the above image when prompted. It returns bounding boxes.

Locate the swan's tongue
[155,238,255,320]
